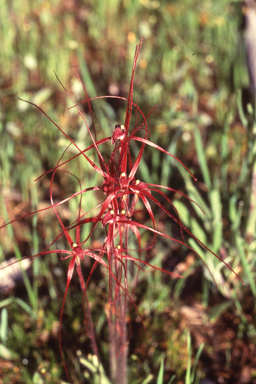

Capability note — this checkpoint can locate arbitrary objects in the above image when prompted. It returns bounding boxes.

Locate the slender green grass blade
[237,90,248,129]
[185,331,192,384]
[194,126,212,189]
[190,343,204,383]
[141,374,154,384]
[210,181,223,252]
[156,359,164,384]
[236,236,256,298]
[14,298,34,317]
[0,308,8,344]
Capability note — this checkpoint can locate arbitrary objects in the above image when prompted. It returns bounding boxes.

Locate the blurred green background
[1,0,256,383]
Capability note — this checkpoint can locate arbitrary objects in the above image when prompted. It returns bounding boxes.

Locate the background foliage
[0,0,256,383]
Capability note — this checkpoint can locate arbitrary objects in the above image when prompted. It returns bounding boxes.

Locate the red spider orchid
[59,40,243,384]
[1,36,245,384]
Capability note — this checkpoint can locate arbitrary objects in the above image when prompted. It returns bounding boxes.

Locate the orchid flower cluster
[0,38,243,383]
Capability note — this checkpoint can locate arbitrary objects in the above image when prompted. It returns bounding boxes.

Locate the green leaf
[0,308,8,344]
[208,301,232,322]
[173,200,190,227]
[0,343,18,360]
[194,127,212,189]
[190,218,207,245]
[156,359,164,384]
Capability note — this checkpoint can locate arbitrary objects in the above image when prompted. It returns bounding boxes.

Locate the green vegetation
[1,0,256,383]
